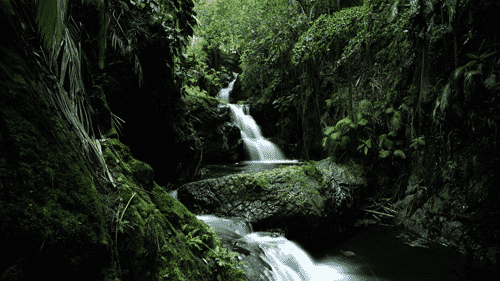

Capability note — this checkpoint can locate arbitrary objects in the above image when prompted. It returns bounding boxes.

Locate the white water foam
[197,215,351,281]
[217,74,288,162]
[243,232,349,281]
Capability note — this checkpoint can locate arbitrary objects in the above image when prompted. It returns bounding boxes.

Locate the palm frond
[108,1,144,86]
[35,0,68,60]
[32,0,115,185]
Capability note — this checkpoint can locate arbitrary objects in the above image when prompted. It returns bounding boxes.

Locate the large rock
[185,97,245,165]
[394,174,499,267]
[204,104,245,163]
[178,160,366,245]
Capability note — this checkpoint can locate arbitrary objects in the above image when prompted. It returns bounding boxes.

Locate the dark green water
[188,163,497,280]
[309,224,495,280]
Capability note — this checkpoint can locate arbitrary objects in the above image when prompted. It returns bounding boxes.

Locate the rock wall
[394,175,499,267]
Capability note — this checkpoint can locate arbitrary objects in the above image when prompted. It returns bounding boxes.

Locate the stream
[171,75,494,280]
[194,214,491,281]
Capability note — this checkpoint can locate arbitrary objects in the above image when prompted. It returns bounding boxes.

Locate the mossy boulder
[178,160,366,246]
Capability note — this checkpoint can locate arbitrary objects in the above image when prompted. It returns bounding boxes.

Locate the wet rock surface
[394,176,500,267]
[179,160,366,245]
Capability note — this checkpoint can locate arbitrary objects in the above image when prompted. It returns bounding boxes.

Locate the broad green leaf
[324,126,335,135]
[335,117,354,130]
[365,139,372,148]
[378,134,387,148]
[379,150,391,158]
[385,138,394,149]
[364,146,368,155]
[340,135,349,147]
[394,150,406,159]
[357,118,368,126]
[332,131,342,140]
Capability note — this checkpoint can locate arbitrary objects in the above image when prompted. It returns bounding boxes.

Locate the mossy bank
[0,74,244,281]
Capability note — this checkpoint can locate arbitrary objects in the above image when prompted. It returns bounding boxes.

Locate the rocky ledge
[178,160,366,245]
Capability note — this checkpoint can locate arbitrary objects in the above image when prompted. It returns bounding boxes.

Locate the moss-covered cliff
[0,67,244,281]
[1,74,111,279]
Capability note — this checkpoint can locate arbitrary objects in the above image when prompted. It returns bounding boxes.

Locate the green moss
[301,160,324,184]
[2,62,245,281]
[101,138,245,281]
[210,164,327,210]
[1,84,111,279]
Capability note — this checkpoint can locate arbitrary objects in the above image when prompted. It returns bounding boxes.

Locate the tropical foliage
[3,0,500,275]
[192,0,499,198]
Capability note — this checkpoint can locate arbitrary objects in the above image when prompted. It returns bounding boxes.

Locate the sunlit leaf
[378,134,387,148]
[394,150,406,159]
[332,131,342,140]
[324,126,335,135]
[389,0,399,22]
[379,150,391,158]
[357,118,368,126]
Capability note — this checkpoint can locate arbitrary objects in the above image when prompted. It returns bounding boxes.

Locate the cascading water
[197,215,350,281]
[218,75,286,162]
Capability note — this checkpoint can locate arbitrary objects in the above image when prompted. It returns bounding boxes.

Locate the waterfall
[197,215,350,281]
[218,74,286,162]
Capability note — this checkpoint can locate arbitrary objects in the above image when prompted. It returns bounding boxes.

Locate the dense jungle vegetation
[191,0,500,199]
[3,0,498,188]
[1,0,500,277]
